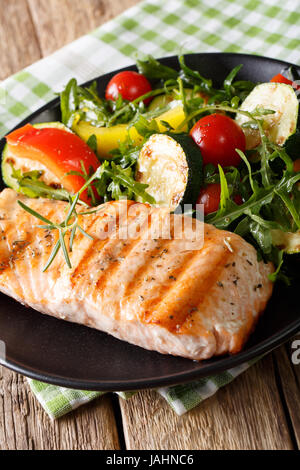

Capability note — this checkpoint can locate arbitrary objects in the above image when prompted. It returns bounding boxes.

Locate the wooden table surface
[0,0,299,451]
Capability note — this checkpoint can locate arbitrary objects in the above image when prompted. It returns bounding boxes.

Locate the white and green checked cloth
[1,0,299,419]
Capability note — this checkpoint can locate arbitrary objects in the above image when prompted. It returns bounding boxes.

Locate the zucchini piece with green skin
[135,133,203,211]
[284,128,300,161]
[236,83,299,149]
[2,122,71,196]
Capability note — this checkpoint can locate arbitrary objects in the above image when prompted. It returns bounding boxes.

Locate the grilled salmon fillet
[0,188,274,360]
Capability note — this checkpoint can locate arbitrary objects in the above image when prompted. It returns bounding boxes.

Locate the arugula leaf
[60,79,112,128]
[86,134,98,155]
[223,65,243,97]
[10,166,70,201]
[60,78,79,128]
[93,160,155,204]
[268,250,285,283]
[178,55,213,94]
[137,55,178,81]
[109,141,140,168]
[218,165,233,212]
[131,114,160,138]
[249,219,273,254]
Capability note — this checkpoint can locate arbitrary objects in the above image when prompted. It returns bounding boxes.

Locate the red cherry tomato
[197,183,243,215]
[233,194,243,205]
[105,71,152,105]
[270,73,300,90]
[294,159,300,172]
[197,183,221,215]
[190,113,246,167]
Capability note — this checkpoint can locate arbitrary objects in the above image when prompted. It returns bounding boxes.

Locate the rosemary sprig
[67,161,97,205]
[18,166,104,271]
[17,152,156,271]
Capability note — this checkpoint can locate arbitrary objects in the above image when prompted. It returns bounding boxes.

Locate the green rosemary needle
[16,167,103,271]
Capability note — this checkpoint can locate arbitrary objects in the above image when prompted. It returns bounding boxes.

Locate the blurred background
[0,0,140,80]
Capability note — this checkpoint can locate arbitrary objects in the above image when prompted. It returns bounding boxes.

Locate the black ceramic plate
[0,53,299,391]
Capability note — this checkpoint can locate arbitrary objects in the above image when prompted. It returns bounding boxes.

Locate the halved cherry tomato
[233,194,243,205]
[270,73,300,90]
[197,183,221,215]
[294,159,300,172]
[6,124,100,205]
[197,183,243,215]
[190,114,246,167]
[105,71,152,105]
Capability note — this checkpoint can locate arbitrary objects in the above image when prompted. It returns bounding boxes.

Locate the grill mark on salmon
[70,201,137,293]
[0,189,275,361]
[121,239,173,306]
[119,210,180,307]
[144,239,231,333]
[94,202,143,288]
[92,206,155,316]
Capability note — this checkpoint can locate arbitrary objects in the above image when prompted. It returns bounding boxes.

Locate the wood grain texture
[119,355,294,450]
[27,0,140,56]
[0,0,42,80]
[0,366,120,450]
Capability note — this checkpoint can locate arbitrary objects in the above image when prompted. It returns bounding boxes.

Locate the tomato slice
[6,124,100,204]
[270,73,300,90]
[105,71,153,105]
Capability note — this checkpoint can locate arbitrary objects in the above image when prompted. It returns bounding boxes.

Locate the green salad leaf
[137,55,178,81]
[93,160,155,204]
[10,166,70,201]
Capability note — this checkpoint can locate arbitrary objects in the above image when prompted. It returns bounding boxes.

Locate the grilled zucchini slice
[2,122,71,195]
[236,83,299,149]
[271,229,300,254]
[136,133,203,211]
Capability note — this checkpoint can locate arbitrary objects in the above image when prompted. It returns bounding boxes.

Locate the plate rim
[1,316,300,391]
[1,51,300,391]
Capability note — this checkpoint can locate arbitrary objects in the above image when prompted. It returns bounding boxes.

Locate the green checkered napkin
[1,0,299,418]
[28,360,259,419]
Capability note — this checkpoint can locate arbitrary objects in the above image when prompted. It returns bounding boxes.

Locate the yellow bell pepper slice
[72,105,187,159]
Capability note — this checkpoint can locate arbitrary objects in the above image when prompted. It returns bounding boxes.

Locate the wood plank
[0,366,120,450]
[119,354,294,450]
[27,0,141,57]
[0,0,41,80]
[274,337,300,448]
